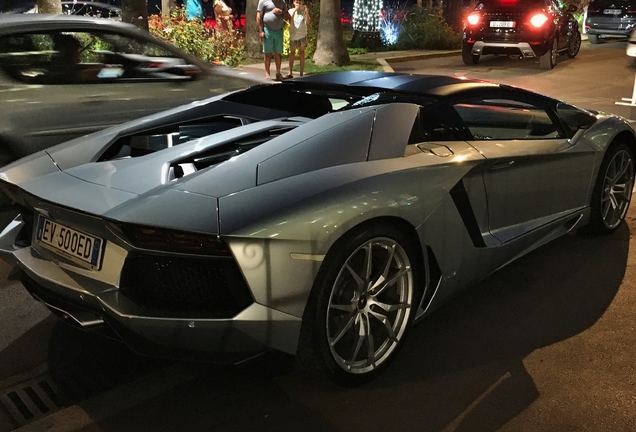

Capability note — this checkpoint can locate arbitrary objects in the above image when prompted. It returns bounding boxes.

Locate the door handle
[491,160,515,169]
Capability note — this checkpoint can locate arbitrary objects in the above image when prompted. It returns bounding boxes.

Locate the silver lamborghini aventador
[0,71,633,385]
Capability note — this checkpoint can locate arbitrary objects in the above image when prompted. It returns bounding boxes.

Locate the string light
[352,0,383,32]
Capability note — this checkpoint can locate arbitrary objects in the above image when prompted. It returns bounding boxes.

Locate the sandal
[275,73,284,81]
[284,74,293,79]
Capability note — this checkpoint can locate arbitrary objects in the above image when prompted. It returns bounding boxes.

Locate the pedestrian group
[184,0,311,81]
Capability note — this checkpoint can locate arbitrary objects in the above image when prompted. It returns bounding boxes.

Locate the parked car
[0,71,633,385]
[0,14,257,166]
[463,0,581,69]
[27,2,122,20]
[585,0,636,44]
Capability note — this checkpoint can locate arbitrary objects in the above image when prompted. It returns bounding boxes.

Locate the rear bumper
[586,28,632,37]
[0,215,303,362]
[19,265,302,362]
[469,40,550,58]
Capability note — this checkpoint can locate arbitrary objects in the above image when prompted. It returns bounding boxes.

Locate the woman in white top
[286,0,310,78]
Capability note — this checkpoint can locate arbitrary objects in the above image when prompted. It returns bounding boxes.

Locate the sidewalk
[234,49,461,81]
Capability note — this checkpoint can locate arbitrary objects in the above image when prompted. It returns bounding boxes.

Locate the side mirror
[568,4,578,13]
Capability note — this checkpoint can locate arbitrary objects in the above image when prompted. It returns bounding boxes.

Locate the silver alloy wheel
[600,149,634,229]
[326,237,413,374]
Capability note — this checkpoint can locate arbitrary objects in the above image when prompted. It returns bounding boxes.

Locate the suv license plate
[604,9,621,14]
[35,215,104,269]
[490,21,515,28]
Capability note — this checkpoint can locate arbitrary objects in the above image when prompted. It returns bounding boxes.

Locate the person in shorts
[286,0,310,78]
[256,0,289,81]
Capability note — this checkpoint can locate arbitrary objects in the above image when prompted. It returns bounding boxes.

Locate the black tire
[584,143,634,235]
[567,31,581,58]
[462,43,479,65]
[296,222,421,386]
[588,34,601,44]
[540,38,557,70]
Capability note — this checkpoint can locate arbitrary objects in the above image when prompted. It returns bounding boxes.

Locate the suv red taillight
[529,13,549,28]
[466,12,481,26]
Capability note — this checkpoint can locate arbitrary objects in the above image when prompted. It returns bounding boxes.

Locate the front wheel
[585,143,634,235]
[567,31,581,58]
[297,223,420,385]
[540,38,558,69]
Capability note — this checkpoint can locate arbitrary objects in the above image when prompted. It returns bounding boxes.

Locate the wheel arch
[315,215,430,302]
[610,130,636,156]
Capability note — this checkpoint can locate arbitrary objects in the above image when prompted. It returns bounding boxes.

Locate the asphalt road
[2,40,636,432]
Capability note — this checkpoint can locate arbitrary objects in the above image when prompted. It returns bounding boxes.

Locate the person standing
[286,0,310,78]
[185,0,204,20]
[256,0,288,81]
[214,0,234,31]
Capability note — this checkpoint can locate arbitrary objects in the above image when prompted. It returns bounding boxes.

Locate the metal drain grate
[0,376,64,427]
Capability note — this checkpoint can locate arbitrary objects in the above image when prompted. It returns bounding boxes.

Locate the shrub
[394,7,462,50]
[148,7,244,67]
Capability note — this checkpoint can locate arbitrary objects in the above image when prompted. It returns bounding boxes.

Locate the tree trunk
[37,0,62,14]
[442,0,463,32]
[122,0,149,30]
[245,0,262,59]
[313,0,349,66]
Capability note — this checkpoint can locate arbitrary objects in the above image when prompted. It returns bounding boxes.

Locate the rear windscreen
[480,0,547,7]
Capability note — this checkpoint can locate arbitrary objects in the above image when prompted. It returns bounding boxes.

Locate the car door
[0,28,216,157]
[451,93,597,243]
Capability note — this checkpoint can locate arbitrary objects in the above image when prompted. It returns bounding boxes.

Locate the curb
[371,50,462,72]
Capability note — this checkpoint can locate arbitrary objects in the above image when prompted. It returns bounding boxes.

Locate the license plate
[490,21,515,28]
[35,215,104,269]
[604,9,621,14]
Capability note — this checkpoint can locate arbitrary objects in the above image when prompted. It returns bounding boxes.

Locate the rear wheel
[567,31,581,58]
[588,34,601,44]
[540,38,558,69]
[297,223,420,385]
[585,143,634,234]
[462,43,479,65]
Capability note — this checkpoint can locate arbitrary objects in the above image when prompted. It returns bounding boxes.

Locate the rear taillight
[529,13,549,28]
[466,12,480,26]
[628,7,636,13]
[115,224,232,256]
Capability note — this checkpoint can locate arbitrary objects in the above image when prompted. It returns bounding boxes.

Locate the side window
[408,104,468,144]
[0,30,200,85]
[453,98,564,140]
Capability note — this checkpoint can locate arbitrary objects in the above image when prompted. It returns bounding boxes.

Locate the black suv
[585,0,636,44]
[463,0,581,69]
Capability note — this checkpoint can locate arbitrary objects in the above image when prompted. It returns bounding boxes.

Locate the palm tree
[122,0,150,30]
[443,0,463,31]
[37,0,61,13]
[245,0,262,59]
[313,0,349,66]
